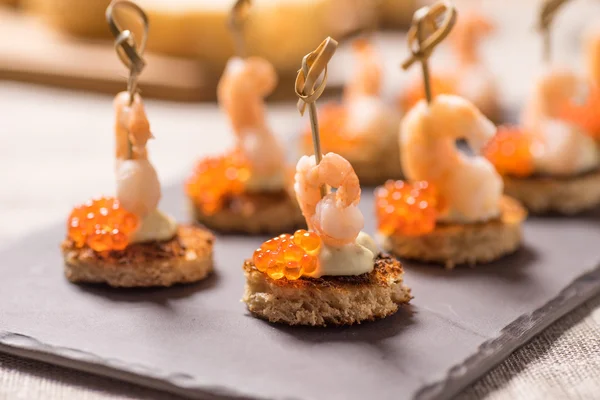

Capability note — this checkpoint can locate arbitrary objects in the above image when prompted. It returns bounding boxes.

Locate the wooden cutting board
[0,8,338,102]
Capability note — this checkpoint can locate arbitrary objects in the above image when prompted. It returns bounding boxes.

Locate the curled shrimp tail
[294,153,363,247]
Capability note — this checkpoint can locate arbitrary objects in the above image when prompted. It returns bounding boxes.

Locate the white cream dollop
[304,232,378,278]
[130,209,177,244]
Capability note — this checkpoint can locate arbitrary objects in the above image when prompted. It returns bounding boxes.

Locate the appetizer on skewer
[377,1,526,269]
[186,0,303,234]
[244,38,411,326]
[399,9,500,122]
[62,1,214,287]
[300,39,402,185]
[485,0,600,214]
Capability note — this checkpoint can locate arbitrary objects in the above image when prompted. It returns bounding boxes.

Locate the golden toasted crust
[190,190,305,234]
[243,255,412,327]
[503,169,600,214]
[61,225,214,288]
[382,196,526,269]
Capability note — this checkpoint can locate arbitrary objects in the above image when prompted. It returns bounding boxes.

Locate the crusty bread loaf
[190,189,305,234]
[377,0,418,29]
[23,0,374,74]
[1,0,19,7]
[382,196,527,269]
[243,254,412,326]
[62,225,214,287]
[503,169,600,215]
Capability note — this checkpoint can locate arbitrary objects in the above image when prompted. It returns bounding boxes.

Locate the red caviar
[67,197,139,252]
[560,87,600,139]
[252,230,321,280]
[186,150,250,215]
[375,180,441,236]
[484,126,534,177]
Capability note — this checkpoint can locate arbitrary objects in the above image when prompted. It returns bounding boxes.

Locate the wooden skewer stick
[106,0,149,159]
[538,0,571,63]
[106,0,149,105]
[401,0,457,104]
[295,37,338,198]
[229,0,252,58]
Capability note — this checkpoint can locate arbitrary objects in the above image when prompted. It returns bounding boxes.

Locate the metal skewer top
[295,37,338,198]
[229,0,252,58]
[106,0,149,105]
[538,0,571,63]
[402,0,457,104]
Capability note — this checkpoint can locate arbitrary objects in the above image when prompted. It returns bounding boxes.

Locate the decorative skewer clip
[538,0,571,63]
[106,0,149,105]
[295,37,339,198]
[401,0,457,104]
[229,0,252,58]
[106,0,149,159]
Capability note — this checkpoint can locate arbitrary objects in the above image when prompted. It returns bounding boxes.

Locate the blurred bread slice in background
[378,0,417,29]
[20,0,379,75]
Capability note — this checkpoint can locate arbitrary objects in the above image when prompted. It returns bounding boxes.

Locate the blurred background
[0,0,599,241]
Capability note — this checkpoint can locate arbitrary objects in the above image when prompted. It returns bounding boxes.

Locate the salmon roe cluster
[560,87,600,139]
[484,126,534,178]
[375,180,441,236]
[67,197,139,252]
[186,151,250,215]
[302,104,361,153]
[400,75,456,113]
[252,230,322,280]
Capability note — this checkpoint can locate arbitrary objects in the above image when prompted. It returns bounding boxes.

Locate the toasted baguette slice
[382,196,526,269]
[503,169,600,215]
[243,254,412,326]
[62,225,214,288]
[190,189,305,234]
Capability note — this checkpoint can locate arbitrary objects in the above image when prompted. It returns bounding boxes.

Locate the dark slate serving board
[0,184,599,400]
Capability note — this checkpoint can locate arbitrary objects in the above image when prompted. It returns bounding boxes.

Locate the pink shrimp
[294,153,363,248]
[217,56,284,177]
[113,92,161,218]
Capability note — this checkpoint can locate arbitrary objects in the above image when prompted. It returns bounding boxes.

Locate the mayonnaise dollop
[304,232,379,278]
[130,209,177,244]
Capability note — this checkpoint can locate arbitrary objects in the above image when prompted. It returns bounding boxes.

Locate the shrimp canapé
[303,40,398,160]
[400,95,502,223]
[400,11,498,120]
[68,92,167,252]
[253,152,372,281]
[187,56,287,216]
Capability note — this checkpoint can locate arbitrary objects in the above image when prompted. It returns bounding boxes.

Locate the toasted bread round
[503,169,600,214]
[62,225,214,288]
[381,196,526,269]
[243,255,412,327]
[190,190,305,234]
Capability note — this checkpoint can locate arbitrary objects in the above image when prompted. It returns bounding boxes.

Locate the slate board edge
[0,263,598,400]
[416,263,600,400]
